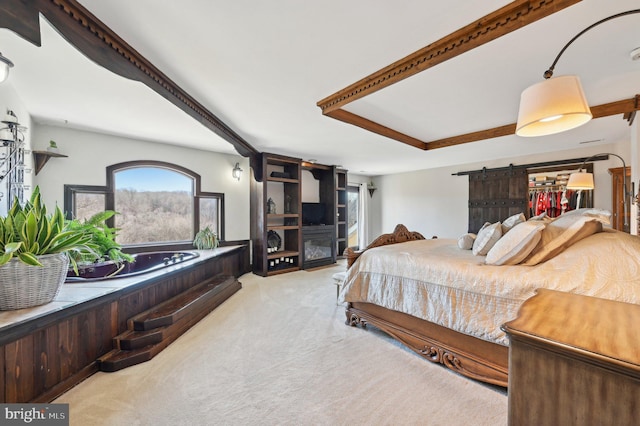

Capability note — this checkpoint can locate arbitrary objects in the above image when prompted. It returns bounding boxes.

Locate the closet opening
[526,164,594,219]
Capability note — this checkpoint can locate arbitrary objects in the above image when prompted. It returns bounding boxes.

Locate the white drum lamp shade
[516,75,592,137]
[566,171,594,190]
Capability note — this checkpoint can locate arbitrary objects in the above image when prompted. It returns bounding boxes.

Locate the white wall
[373,141,631,240]
[31,125,250,241]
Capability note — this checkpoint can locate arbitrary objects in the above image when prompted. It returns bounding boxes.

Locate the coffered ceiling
[1,0,639,175]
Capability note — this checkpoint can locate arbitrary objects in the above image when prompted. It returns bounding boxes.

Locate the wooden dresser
[502,289,640,426]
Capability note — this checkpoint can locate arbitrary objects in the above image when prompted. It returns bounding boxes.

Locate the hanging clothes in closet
[529,188,585,218]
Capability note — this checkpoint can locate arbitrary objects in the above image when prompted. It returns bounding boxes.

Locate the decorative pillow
[561,208,612,225]
[528,212,552,222]
[485,221,545,265]
[522,214,603,266]
[472,222,502,256]
[501,213,526,234]
[457,233,477,250]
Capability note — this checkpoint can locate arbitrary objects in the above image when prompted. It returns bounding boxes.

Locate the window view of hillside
[75,192,106,222]
[115,167,194,244]
[115,189,193,244]
[66,162,223,247]
[199,197,220,236]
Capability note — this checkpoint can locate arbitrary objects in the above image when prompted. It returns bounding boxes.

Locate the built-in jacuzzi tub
[65,251,200,282]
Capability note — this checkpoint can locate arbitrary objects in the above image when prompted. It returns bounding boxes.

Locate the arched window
[113,166,194,244]
[64,160,224,249]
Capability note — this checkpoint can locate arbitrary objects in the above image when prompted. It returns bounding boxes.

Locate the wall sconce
[232,162,243,181]
[0,52,13,84]
[516,9,640,137]
[567,153,629,228]
[367,181,377,197]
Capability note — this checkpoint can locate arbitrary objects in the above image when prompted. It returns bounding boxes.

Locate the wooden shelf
[267,225,299,231]
[32,150,68,175]
[266,266,299,276]
[267,176,299,184]
[267,250,299,259]
[251,153,302,276]
[335,169,349,258]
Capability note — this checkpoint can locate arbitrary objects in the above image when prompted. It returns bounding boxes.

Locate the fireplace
[302,225,336,269]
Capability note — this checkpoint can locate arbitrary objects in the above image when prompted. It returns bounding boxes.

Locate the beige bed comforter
[339,229,640,346]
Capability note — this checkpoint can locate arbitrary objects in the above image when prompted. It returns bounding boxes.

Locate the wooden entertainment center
[250,153,347,276]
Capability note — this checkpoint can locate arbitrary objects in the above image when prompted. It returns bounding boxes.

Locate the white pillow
[472,222,502,256]
[523,215,603,265]
[486,221,545,265]
[501,213,526,234]
[561,208,612,225]
[528,212,551,222]
[457,233,476,250]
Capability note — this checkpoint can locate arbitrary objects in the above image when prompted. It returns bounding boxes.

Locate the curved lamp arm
[576,153,628,228]
[543,9,640,79]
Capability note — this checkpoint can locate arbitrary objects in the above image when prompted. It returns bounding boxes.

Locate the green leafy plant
[0,186,96,273]
[65,211,134,265]
[193,226,219,250]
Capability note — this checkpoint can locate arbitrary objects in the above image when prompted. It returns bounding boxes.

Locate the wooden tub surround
[343,225,509,387]
[0,244,249,403]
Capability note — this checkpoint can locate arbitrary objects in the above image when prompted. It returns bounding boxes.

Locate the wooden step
[98,274,241,372]
[114,328,164,350]
[131,275,232,331]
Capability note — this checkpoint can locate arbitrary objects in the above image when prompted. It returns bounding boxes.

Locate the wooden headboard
[344,224,426,269]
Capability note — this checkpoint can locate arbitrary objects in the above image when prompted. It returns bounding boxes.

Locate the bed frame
[343,224,509,387]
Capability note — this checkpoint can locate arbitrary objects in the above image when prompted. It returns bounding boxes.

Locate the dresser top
[502,289,640,373]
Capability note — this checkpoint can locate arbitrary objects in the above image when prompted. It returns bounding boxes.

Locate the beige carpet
[55,262,507,425]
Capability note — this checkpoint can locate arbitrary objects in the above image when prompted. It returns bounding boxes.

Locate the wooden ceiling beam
[425,96,640,150]
[327,96,640,151]
[0,0,259,161]
[326,109,425,150]
[317,0,582,115]
[425,124,517,150]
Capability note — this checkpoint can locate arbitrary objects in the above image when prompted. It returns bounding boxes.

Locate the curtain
[358,183,369,249]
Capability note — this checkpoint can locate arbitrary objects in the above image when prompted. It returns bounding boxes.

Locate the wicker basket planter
[0,253,69,310]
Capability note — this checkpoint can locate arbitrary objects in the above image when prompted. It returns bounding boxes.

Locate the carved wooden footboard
[346,302,508,387]
[343,224,509,387]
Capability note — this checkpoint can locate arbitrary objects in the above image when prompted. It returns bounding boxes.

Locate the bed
[340,216,640,387]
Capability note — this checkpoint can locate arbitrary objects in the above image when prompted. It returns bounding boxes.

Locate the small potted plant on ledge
[47,140,59,153]
[193,226,219,250]
[0,187,96,310]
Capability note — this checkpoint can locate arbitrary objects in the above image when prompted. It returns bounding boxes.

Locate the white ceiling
[1,0,639,175]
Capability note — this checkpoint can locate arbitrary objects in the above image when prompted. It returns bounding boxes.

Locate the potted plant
[0,187,96,310]
[66,210,134,266]
[193,226,219,250]
[47,140,59,153]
